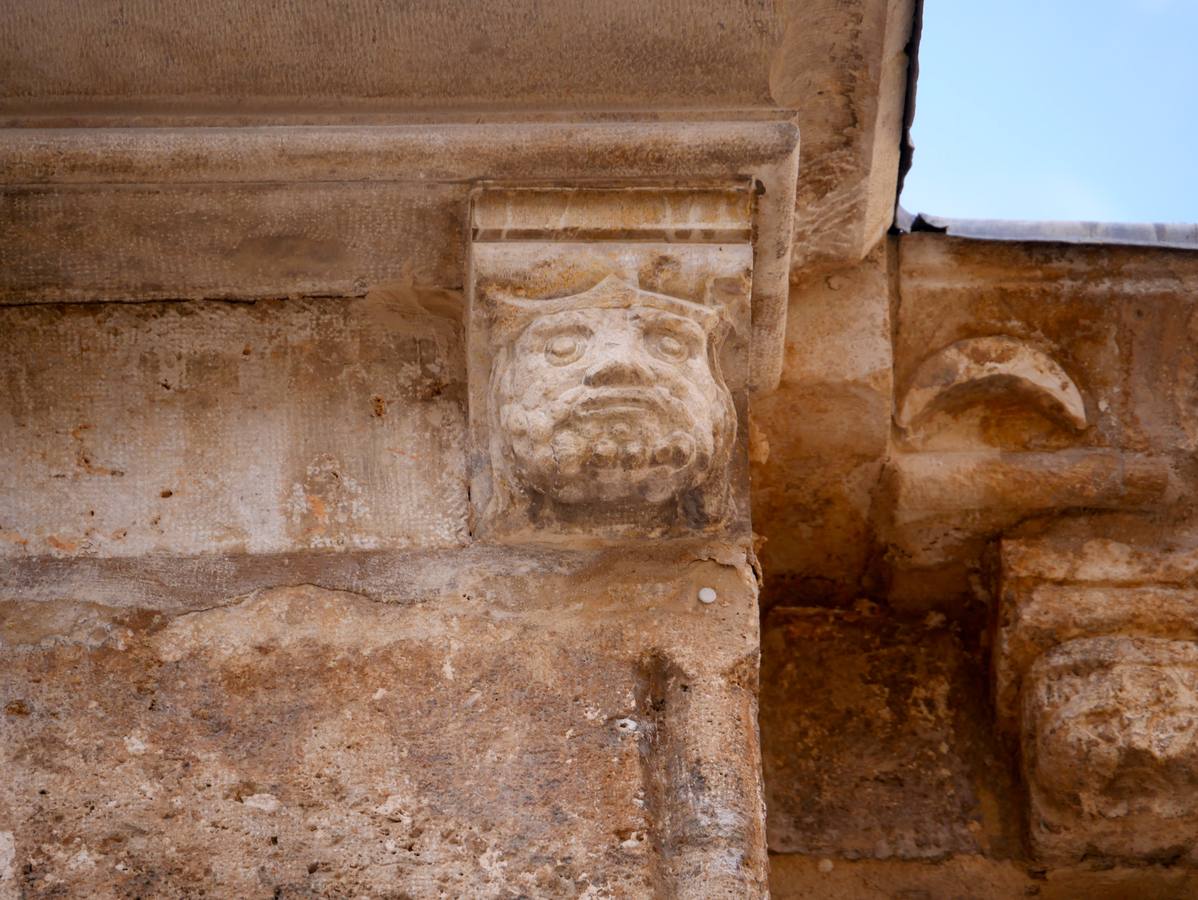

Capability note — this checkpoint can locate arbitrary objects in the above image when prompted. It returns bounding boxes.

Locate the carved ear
[897,336,1088,433]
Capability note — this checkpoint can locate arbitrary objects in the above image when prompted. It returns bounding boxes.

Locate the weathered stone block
[768,855,1198,899]
[1,549,768,897]
[996,522,1198,864]
[1023,636,1198,864]
[995,520,1198,731]
[751,245,892,604]
[0,294,468,558]
[883,236,1198,602]
[760,607,1020,860]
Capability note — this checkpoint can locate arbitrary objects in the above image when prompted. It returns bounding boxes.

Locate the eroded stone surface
[769,855,1198,900]
[469,188,753,541]
[5,2,1198,890]
[994,522,1198,864]
[1023,636,1198,864]
[760,607,1020,861]
[1,551,768,897]
[995,519,1198,731]
[880,236,1198,608]
[489,279,736,515]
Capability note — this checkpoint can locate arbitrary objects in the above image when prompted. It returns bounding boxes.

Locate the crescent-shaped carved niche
[896,336,1088,432]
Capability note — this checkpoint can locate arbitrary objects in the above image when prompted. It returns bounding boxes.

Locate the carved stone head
[488,277,736,512]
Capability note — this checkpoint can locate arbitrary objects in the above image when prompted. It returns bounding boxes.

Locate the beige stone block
[0,0,915,284]
[896,235,1198,456]
[760,608,1020,860]
[995,522,1198,731]
[883,236,1198,598]
[0,548,768,897]
[468,188,755,541]
[773,0,917,267]
[0,294,468,558]
[1,120,800,393]
[751,245,892,601]
[0,1,780,112]
[1,182,464,303]
[1023,636,1198,864]
[889,451,1168,530]
[769,855,1198,899]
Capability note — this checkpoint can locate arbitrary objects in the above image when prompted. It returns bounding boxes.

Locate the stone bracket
[995,523,1198,863]
[466,185,757,542]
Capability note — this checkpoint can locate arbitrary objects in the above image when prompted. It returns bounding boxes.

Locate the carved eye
[545,333,586,365]
[650,332,691,363]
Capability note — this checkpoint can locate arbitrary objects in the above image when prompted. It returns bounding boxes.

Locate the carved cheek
[654,355,705,395]
[534,359,580,396]
[668,366,718,417]
[500,403,529,437]
[527,409,558,445]
[687,357,722,391]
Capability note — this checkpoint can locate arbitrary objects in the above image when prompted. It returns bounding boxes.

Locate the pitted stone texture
[769,855,1198,899]
[0,550,768,897]
[995,519,1198,732]
[881,236,1198,607]
[760,607,1020,860]
[1023,636,1198,864]
[3,589,651,896]
[0,292,468,558]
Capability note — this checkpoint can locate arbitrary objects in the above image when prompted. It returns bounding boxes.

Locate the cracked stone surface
[1,552,767,898]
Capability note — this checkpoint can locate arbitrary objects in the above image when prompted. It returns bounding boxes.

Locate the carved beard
[491,351,733,506]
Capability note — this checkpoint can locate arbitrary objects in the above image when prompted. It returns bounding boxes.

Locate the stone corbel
[882,332,1172,601]
[994,522,1198,863]
[467,186,776,542]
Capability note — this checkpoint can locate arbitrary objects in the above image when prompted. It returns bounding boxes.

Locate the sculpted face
[491,296,735,505]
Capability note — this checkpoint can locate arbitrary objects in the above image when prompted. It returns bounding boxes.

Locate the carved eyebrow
[523,312,593,339]
[636,312,706,341]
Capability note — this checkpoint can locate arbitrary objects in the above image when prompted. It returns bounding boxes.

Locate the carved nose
[583,354,653,388]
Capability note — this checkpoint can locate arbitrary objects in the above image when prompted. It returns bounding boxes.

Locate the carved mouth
[572,390,666,418]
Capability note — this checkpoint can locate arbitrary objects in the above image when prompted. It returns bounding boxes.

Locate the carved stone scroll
[468,187,753,541]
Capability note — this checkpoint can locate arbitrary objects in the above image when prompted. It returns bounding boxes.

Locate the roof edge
[895,209,1198,252]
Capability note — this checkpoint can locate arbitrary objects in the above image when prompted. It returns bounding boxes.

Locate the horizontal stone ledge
[768,854,1198,899]
[0,118,799,392]
[0,119,798,185]
[1002,526,1198,585]
[888,450,1171,521]
[0,540,756,613]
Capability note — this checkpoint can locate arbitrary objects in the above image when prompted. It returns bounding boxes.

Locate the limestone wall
[5,2,1198,897]
[758,235,1198,898]
[1,296,468,559]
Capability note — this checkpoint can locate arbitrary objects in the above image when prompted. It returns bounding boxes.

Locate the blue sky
[900,0,1198,224]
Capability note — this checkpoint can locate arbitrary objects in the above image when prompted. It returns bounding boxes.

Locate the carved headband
[486,275,728,347]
